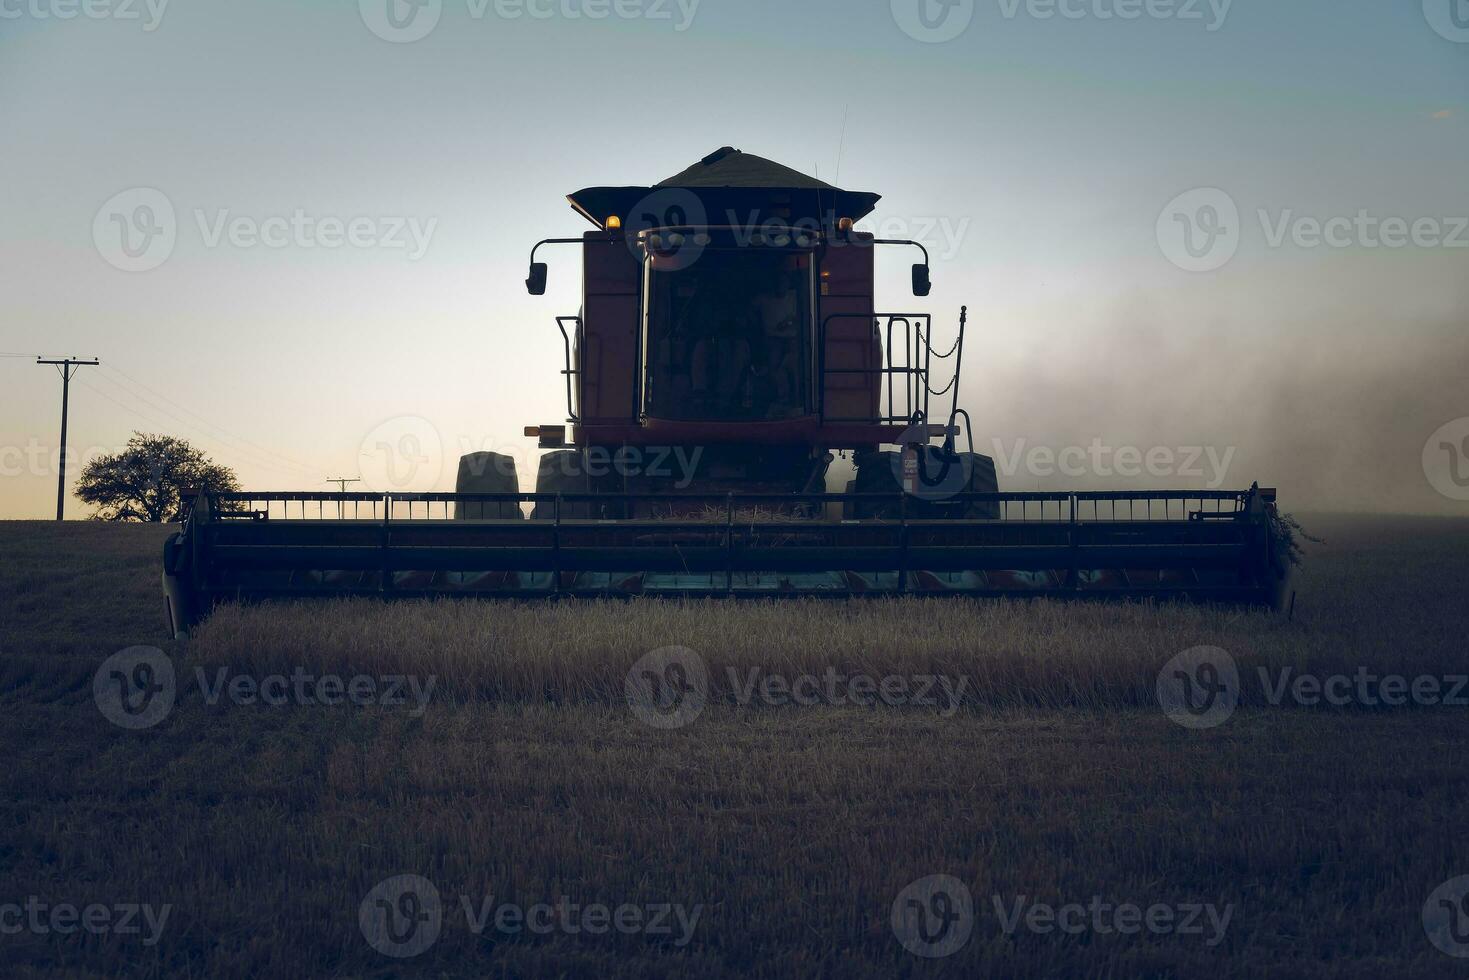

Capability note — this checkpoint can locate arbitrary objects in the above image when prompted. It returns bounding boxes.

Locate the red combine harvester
[162,147,1293,637]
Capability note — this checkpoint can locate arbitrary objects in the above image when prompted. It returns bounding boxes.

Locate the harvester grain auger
[162,147,1293,637]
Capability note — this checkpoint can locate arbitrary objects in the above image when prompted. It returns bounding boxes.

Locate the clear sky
[2,0,1466,516]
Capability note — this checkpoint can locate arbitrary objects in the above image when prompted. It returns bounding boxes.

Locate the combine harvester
[163,147,1292,636]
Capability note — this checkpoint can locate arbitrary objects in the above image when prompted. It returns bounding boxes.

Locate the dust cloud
[953,294,1468,516]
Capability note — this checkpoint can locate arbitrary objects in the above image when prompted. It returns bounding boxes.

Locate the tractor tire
[454,452,522,519]
[531,450,626,520]
[906,449,1001,519]
[960,453,1001,519]
[849,449,1001,519]
[849,451,904,520]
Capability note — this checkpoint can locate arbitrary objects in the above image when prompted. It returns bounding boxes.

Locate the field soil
[1,515,1467,978]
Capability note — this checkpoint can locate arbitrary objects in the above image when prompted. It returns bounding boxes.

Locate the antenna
[834,104,850,187]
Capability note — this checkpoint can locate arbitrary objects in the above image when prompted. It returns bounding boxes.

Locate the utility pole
[37,357,100,521]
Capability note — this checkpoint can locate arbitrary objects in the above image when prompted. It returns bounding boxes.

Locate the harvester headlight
[694,233,711,246]
[666,232,686,248]
[771,233,791,247]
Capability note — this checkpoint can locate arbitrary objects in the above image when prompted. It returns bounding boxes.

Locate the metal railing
[556,304,971,431]
[556,314,583,423]
[195,489,1256,524]
[818,308,967,427]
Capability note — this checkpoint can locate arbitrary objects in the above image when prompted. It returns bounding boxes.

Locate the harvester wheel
[963,453,1001,519]
[531,450,626,520]
[849,449,1001,519]
[912,449,1000,519]
[454,452,522,519]
[849,451,904,519]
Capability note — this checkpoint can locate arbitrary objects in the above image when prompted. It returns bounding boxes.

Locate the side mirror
[526,262,548,295]
[912,263,931,297]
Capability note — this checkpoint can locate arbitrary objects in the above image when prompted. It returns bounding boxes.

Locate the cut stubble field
[1,514,1467,978]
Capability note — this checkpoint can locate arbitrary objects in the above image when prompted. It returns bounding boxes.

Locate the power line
[76,378,318,483]
[36,357,99,521]
[82,372,321,480]
[100,363,321,473]
[73,378,321,484]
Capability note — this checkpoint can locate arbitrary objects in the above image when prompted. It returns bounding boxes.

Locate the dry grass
[1,514,1467,979]
[193,595,1268,708]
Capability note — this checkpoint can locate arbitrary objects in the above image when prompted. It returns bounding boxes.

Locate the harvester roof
[567,146,881,230]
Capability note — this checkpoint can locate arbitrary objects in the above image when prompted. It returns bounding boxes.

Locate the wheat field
[2,514,1467,978]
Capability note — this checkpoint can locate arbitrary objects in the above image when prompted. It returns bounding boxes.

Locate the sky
[1,0,1466,517]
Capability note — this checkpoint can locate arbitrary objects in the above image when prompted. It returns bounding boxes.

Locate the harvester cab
[160,147,1293,638]
[506,145,967,514]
